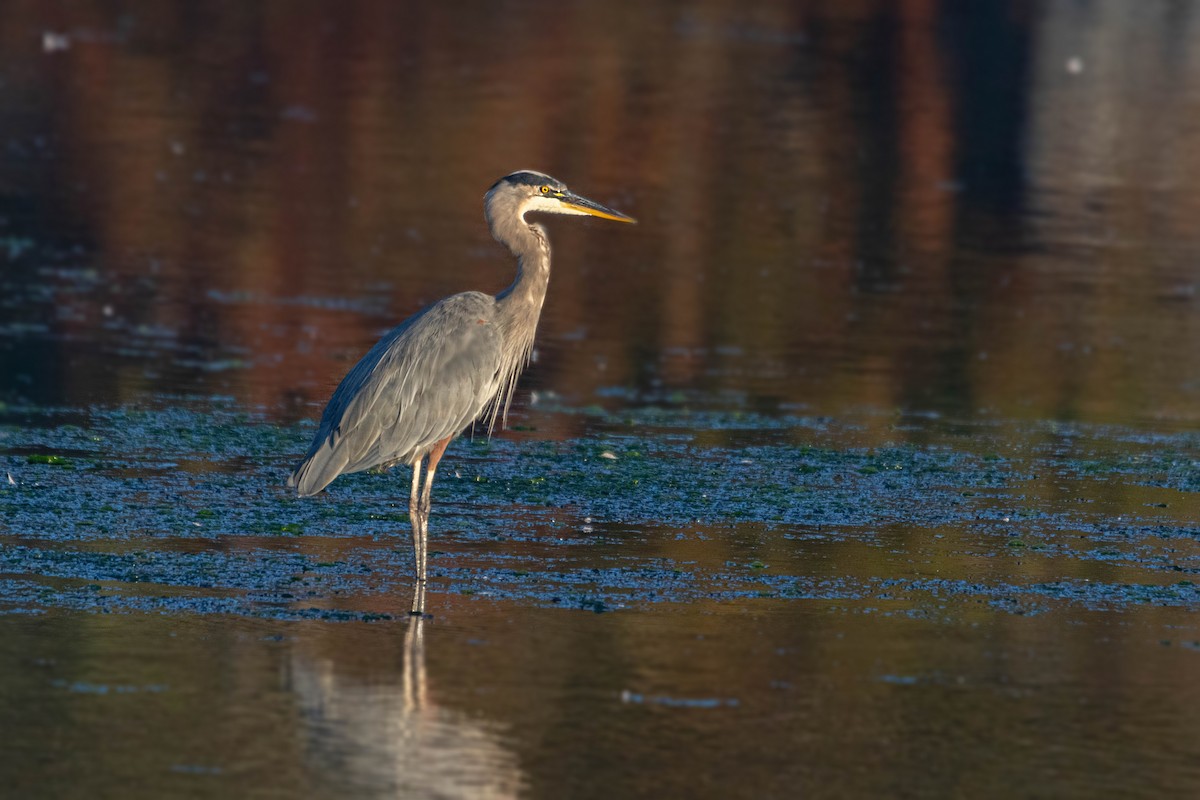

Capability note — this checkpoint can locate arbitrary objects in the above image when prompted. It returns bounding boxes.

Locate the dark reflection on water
[3,599,1199,799]
[0,0,1195,428]
[1,1,1199,798]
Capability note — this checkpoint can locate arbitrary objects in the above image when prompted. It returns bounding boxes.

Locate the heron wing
[289,292,504,495]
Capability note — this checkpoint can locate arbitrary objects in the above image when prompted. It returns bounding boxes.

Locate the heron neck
[495,223,551,334]
[485,221,550,431]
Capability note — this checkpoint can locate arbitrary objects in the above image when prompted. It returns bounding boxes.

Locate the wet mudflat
[2,1,1200,798]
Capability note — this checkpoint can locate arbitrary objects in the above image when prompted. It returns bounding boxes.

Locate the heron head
[486,170,636,225]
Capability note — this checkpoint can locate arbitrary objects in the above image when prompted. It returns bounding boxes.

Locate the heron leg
[409,460,426,585]
[421,437,452,513]
[417,437,451,578]
[408,436,452,596]
[409,578,426,616]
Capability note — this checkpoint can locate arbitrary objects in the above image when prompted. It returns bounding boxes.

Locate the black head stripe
[498,170,565,191]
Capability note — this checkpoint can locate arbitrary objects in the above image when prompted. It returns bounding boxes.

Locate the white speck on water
[1066,56,1083,74]
[600,451,618,460]
[42,32,70,53]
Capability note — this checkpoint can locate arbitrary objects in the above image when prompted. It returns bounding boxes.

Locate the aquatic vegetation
[0,402,1195,620]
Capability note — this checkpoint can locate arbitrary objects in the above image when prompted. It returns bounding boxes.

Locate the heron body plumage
[288,291,506,496]
[288,170,634,610]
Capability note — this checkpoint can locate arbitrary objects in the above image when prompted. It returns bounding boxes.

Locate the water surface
[1,2,1198,798]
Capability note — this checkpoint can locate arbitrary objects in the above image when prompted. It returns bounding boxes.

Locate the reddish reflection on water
[1,3,1200,799]
[0,0,1196,429]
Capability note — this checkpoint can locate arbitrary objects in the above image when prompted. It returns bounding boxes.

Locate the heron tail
[288,445,349,497]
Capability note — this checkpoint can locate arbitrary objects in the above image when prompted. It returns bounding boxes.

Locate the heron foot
[409,578,427,615]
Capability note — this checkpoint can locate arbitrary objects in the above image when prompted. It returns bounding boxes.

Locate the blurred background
[1,0,1196,430]
[2,4,1200,798]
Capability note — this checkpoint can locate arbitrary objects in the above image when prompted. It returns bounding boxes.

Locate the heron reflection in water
[288,590,525,795]
[289,171,635,610]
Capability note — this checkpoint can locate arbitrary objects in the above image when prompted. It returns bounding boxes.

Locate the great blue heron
[288,171,635,609]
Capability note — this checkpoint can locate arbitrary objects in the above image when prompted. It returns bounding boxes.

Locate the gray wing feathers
[289,293,503,496]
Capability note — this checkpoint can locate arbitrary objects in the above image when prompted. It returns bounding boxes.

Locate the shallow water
[1,2,1199,798]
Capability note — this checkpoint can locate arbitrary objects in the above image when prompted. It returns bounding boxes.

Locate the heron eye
[540,185,550,195]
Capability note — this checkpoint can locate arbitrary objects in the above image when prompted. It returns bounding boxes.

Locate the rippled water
[1,2,1198,798]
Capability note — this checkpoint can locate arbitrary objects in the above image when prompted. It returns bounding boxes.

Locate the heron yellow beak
[560,191,637,224]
